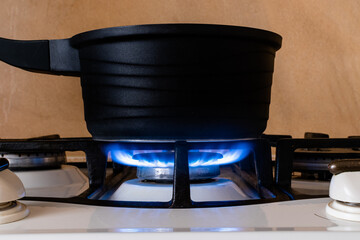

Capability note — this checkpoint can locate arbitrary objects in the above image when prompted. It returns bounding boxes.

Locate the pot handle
[0,37,80,76]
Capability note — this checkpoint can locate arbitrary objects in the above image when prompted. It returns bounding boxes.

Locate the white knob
[0,169,26,203]
[329,171,360,203]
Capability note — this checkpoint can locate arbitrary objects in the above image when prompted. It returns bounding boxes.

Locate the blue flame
[103,143,251,168]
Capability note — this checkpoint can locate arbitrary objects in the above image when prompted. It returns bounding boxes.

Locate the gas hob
[1,133,360,239]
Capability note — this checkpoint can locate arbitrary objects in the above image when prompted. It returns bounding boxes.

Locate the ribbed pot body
[71,24,281,141]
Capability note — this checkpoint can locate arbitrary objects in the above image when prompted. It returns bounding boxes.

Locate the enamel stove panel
[1,198,360,240]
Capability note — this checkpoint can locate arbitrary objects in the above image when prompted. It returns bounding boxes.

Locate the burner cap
[137,165,220,181]
[133,151,223,180]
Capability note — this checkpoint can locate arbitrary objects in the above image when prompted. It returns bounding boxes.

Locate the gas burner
[292,133,360,180]
[1,135,66,170]
[272,133,360,187]
[271,134,360,199]
[93,139,284,207]
[103,146,257,201]
[0,136,88,198]
[292,147,360,180]
[3,152,66,170]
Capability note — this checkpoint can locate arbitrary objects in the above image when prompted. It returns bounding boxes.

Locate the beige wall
[0,0,359,139]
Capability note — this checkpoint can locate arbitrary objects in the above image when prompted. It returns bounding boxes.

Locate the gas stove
[1,133,360,239]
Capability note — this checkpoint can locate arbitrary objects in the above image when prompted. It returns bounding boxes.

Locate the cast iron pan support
[275,138,360,193]
[171,141,192,208]
[252,139,273,193]
[0,138,107,190]
[169,138,278,207]
[83,141,107,190]
[0,137,289,208]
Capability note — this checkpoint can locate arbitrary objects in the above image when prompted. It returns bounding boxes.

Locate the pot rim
[70,23,282,50]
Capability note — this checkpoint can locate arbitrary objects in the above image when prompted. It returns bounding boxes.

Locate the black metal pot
[0,24,282,141]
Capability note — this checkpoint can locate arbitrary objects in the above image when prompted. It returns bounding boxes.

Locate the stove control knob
[328,159,360,203]
[0,158,26,203]
[329,172,360,203]
[326,159,360,221]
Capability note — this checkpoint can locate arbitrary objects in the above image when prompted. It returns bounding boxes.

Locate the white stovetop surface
[0,198,360,239]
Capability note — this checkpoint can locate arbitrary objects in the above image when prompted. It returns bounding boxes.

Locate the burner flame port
[105,145,249,181]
